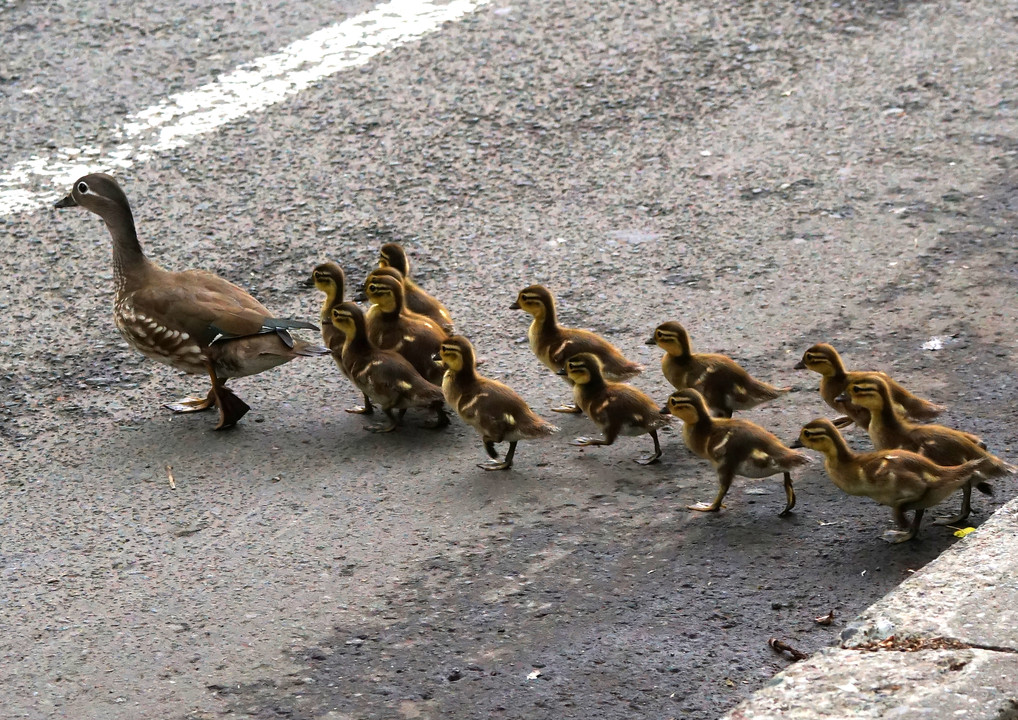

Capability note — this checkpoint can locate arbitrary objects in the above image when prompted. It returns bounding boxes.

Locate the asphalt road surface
[2,0,1017,718]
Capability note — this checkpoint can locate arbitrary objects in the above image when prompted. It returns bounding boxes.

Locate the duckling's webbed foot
[345,394,376,415]
[421,405,450,430]
[688,473,731,513]
[570,436,608,447]
[881,527,918,544]
[932,482,972,526]
[552,402,583,414]
[367,408,400,433]
[778,471,796,518]
[634,430,662,465]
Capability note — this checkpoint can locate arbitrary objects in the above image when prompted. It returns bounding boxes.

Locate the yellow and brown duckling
[840,374,1011,524]
[662,389,808,516]
[312,261,375,415]
[54,173,327,430]
[438,335,558,470]
[560,353,671,464]
[647,321,788,418]
[364,273,448,385]
[330,302,448,433]
[512,285,642,413]
[377,242,454,332]
[794,343,943,429]
[798,418,994,543]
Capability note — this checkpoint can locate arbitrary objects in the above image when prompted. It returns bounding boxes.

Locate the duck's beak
[659,405,670,415]
[834,393,849,404]
[509,300,521,310]
[54,194,77,208]
[555,367,567,376]
[793,359,806,370]
[645,336,657,346]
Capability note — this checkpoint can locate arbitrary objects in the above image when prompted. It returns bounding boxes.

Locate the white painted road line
[0,0,491,217]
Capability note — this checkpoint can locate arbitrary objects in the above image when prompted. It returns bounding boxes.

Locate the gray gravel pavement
[1,0,1016,718]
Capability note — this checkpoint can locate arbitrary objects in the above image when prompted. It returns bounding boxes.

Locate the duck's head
[55,173,132,219]
[378,243,410,276]
[794,343,841,375]
[562,352,603,385]
[365,274,403,312]
[838,374,891,411]
[510,285,554,317]
[330,302,365,337]
[312,262,346,298]
[438,335,475,372]
[798,418,842,454]
[646,321,690,356]
[660,389,709,423]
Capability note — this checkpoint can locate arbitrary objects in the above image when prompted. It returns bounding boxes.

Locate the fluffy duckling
[662,389,808,516]
[439,335,558,470]
[512,285,642,412]
[54,173,327,430]
[312,262,375,415]
[794,343,943,429]
[647,321,788,418]
[798,418,993,543]
[377,242,454,332]
[561,353,670,464]
[840,374,1010,524]
[330,302,448,432]
[364,273,448,385]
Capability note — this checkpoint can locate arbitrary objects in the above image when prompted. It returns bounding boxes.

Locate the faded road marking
[0,0,491,217]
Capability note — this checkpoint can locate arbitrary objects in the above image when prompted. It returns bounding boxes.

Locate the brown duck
[794,342,943,429]
[799,418,993,543]
[561,353,671,464]
[312,261,375,415]
[330,302,448,432]
[54,173,327,429]
[512,285,642,412]
[840,374,1010,524]
[662,389,808,516]
[364,273,448,385]
[377,242,454,332]
[439,335,557,470]
[648,321,788,418]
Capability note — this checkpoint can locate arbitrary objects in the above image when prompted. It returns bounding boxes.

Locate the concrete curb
[722,496,1018,719]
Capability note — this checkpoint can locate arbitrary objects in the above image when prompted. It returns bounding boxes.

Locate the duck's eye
[77,181,89,194]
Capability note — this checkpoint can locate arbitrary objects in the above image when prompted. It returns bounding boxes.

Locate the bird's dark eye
[77,182,88,194]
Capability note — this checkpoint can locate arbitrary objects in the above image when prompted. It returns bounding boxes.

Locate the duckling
[54,173,327,430]
[662,389,808,516]
[330,302,448,432]
[840,374,1010,524]
[377,242,454,332]
[561,353,670,464]
[439,335,558,470]
[647,321,789,418]
[798,418,994,543]
[794,343,943,429]
[511,285,642,412]
[364,273,448,385]
[311,261,374,415]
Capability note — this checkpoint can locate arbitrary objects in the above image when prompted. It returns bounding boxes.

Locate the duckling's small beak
[300,276,316,289]
[509,300,521,310]
[54,194,77,208]
[555,367,567,376]
[834,393,849,404]
[645,336,657,346]
[353,290,367,302]
[793,360,806,370]
[659,405,670,415]
[431,352,442,363]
